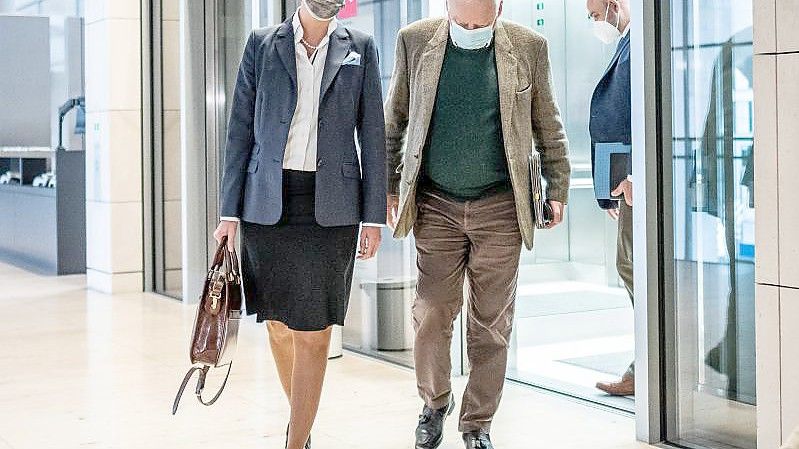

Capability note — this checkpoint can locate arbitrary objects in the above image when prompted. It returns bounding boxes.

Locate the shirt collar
[622,23,630,37]
[292,9,338,45]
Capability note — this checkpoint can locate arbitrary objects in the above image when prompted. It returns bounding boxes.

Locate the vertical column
[776,0,799,444]
[83,0,144,293]
[755,0,799,447]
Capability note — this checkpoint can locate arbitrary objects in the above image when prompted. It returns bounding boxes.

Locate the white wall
[754,0,799,447]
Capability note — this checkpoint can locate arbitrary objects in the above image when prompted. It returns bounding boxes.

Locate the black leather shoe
[415,394,455,449]
[463,431,493,449]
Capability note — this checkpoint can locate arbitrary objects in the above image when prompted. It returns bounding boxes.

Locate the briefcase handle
[210,237,240,281]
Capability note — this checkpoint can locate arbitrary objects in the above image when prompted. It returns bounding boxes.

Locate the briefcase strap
[171,363,233,414]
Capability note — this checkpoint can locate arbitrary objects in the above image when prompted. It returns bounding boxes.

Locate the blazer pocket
[341,63,364,70]
[342,162,361,179]
[246,158,259,173]
[516,83,532,94]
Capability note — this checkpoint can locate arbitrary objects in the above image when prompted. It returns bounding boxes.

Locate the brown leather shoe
[596,373,635,396]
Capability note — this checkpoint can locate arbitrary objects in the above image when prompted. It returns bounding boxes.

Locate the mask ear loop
[606,1,621,31]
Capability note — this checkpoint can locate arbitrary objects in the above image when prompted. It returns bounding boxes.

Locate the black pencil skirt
[240,170,359,331]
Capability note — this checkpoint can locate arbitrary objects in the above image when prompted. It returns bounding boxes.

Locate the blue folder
[594,143,632,200]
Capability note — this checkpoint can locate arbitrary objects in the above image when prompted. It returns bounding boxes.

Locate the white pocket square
[342,52,361,66]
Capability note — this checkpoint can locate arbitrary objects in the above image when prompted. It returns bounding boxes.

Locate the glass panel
[156,0,280,299]
[667,0,756,447]
[502,0,634,412]
[339,0,436,370]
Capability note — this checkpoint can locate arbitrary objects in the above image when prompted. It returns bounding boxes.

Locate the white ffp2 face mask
[449,15,496,50]
[593,2,621,44]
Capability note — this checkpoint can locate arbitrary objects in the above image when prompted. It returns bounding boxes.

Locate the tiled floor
[0,262,654,449]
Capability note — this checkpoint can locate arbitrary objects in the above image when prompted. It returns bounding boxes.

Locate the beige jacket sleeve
[384,30,410,196]
[531,39,571,204]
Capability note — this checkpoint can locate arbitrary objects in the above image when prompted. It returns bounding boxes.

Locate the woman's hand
[213,220,239,250]
[357,226,382,260]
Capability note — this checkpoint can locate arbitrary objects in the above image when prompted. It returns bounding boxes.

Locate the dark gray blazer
[219,18,387,226]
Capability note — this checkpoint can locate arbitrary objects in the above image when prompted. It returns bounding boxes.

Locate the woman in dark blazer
[213,0,387,447]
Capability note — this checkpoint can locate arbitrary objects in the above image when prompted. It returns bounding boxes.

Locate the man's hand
[607,208,620,220]
[358,226,382,260]
[213,221,238,250]
[387,195,400,229]
[612,179,633,207]
[546,200,565,229]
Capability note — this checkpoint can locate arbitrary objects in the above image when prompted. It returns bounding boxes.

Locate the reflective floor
[0,262,654,449]
[510,279,635,411]
[343,247,636,412]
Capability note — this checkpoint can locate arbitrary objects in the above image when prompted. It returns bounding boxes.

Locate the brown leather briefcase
[172,237,242,414]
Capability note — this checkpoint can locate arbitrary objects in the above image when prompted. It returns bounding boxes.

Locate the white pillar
[754,0,799,448]
[83,0,143,293]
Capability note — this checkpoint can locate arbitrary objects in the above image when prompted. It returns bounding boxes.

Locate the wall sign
[338,0,357,19]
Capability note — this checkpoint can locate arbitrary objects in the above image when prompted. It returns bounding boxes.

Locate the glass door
[146,0,185,298]
[336,0,430,369]
[663,0,756,447]
[502,0,634,412]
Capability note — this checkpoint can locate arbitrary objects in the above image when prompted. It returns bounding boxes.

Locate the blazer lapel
[493,21,519,158]
[275,18,297,89]
[320,27,351,103]
[413,20,449,155]
[600,33,629,81]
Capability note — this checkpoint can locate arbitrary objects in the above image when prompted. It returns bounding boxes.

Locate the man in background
[587,0,635,396]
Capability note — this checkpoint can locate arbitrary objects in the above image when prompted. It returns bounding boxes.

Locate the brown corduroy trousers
[412,189,522,433]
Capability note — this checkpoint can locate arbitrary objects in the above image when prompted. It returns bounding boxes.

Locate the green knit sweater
[421,39,510,201]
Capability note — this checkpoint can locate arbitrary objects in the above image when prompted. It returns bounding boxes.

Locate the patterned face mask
[303,0,345,21]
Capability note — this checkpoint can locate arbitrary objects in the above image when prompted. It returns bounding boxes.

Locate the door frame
[631,0,669,444]
[175,0,674,445]
[180,0,284,303]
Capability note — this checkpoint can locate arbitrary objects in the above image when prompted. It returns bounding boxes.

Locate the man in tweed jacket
[383,0,571,447]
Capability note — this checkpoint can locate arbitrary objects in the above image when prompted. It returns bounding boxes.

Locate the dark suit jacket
[589,33,631,210]
[219,18,387,226]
